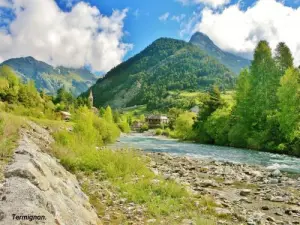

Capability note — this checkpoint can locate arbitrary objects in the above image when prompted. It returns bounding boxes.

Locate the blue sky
[59,0,300,59]
[1,0,300,72]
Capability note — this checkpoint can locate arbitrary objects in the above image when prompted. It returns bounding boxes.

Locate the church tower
[89,90,94,107]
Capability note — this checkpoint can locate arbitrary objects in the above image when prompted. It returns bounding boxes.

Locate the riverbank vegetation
[0,65,226,224]
[127,41,299,156]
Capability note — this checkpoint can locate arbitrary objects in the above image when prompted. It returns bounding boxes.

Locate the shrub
[118,121,131,133]
[155,128,163,135]
[140,123,149,132]
[162,128,171,136]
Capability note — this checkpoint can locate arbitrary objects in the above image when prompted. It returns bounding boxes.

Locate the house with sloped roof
[146,115,169,128]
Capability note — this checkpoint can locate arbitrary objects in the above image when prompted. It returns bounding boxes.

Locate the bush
[140,123,149,132]
[162,128,171,136]
[118,121,131,133]
[155,128,163,135]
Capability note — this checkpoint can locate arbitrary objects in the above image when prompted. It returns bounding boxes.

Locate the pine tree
[275,42,294,74]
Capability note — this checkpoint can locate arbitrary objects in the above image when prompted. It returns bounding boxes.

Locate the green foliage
[87,38,235,109]
[193,86,223,143]
[277,68,300,142]
[162,128,171,137]
[103,106,113,123]
[118,120,131,133]
[171,40,300,156]
[275,42,294,74]
[52,109,201,218]
[155,128,163,135]
[205,106,232,145]
[173,112,196,140]
[54,87,76,111]
[140,123,149,132]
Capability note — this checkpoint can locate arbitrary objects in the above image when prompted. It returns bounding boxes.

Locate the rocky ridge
[0,122,99,225]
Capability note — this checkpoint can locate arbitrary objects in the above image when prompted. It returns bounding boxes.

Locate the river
[117,133,300,173]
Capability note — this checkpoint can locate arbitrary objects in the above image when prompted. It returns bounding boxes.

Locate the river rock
[270,196,285,202]
[240,189,251,196]
[271,169,282,177]
[199,179,219,187]
[215,207,232,216]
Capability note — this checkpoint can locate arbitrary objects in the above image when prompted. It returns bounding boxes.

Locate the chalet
[146,115,169,128]
[60,111,71,121]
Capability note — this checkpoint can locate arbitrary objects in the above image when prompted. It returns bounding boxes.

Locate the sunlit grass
[0,112,26,181]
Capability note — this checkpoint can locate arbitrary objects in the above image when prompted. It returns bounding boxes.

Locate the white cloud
[171,14,186,22]
[194,0,300,64]
[0,0,11,7]
[176,0,231,8]
[159,12,170,21]
[0,0,132,72]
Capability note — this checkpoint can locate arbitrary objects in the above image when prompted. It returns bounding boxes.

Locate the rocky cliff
[0,122,99,225]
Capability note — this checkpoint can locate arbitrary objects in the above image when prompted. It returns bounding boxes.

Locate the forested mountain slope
[1,56,97,96]
[87,38,235,108]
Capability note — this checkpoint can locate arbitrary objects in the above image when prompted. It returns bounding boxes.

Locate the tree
[54,87,74,111]
[228,69,252,147]
[275,42,294,74]
[277,68,300,142]
[174,112,196,140]
[103,106,113,123]
[193,85,223,143]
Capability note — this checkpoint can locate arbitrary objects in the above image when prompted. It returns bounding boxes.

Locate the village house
[60,111,71,121]
[146,115,169,128]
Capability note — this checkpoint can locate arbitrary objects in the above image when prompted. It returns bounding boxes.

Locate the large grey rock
[0,124,99,225]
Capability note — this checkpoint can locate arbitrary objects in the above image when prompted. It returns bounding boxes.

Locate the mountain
[0,56,97,96]
[189,32,251,74]
[85,38,235,108]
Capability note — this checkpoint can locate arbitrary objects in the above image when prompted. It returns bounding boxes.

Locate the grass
[0,112,26,181]
[49,111,225,222]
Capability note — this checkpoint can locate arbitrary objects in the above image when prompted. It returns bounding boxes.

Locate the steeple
[89,89,93,107]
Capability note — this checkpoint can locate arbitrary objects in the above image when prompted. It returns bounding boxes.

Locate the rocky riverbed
[146,152,300,225]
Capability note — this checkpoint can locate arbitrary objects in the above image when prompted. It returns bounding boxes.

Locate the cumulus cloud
[0,0,132,72]
[159,12,170,21]
[176,0,231,8]
[194,0,300,64]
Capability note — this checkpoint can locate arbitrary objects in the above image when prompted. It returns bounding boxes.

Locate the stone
[199,179,219,187]
[181,219,194,225]
[240,189,251,196]
[215,207,232,216]
[268,178,279,184]
[271,169,281,177]
[266,216,276,222]
[0,122,99,225]
[147,219,157,223]
[270,196,285,202]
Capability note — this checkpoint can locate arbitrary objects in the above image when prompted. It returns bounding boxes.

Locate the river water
[117,134,300,173]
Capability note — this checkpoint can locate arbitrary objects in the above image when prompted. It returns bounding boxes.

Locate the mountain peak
[190,32,215,47]
[189,32,251,74]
